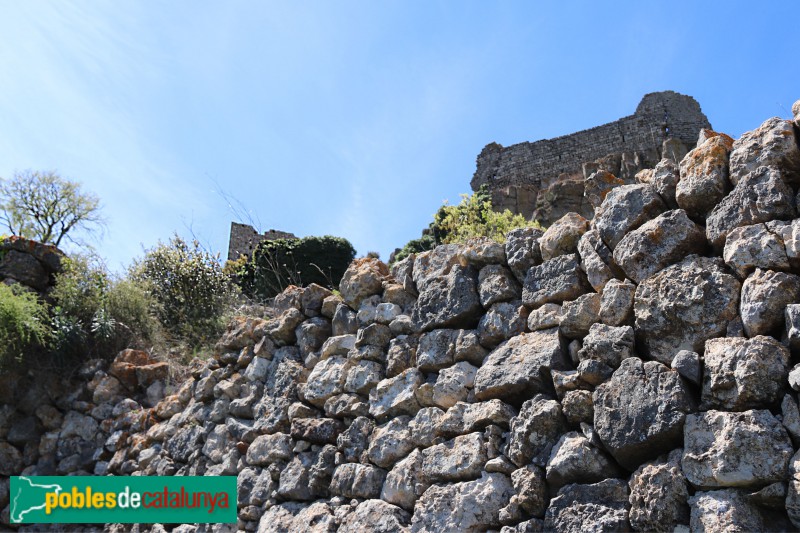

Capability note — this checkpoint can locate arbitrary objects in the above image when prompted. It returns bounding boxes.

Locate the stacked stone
[4,103,800,532]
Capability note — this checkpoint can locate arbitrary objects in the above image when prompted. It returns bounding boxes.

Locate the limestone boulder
[522,254,591,309]
[706,165,796,249]
[545,432,621,491]
[599,278,635,327]
[369,368,423,420]
[722,222,791,278]
[594,357,695,470]
[410,472,514,532]
[477,301,528,348]
[577,323,634,369]
[682,409,793,489]
[539,212,590,261]
[337,416,374,463]
[729,117,800,185]
[473,329,568,404]
[421,432,487,483]
[594,183,666,249]
[507,394,567,468]
[412,265,482,332]
[558,293,600,339]
[740,268,800,337]
[689,489,764,533]
[438,400,516,438]
[367,416,415,469]
[478,264,521,308]
[628,449,690,532]
[382,448,425,511]
[584,169,625,209]
[544,479,630,533]
[339,500,411,533]
[505,227,544,284]
[613,209,707,283]
[329,463,387,499]
[633,256,740,364]
[339,258,389,309]
[701,336,790,410]
[676,132,734,218]
[577,228,618,292]
[431,361,478,409]
[651,158,680,207]
[303,356,351,407]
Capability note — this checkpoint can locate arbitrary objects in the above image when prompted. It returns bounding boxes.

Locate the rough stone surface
[545,432,621,490]
[544,479,631,533]
[729,117,800,185]
[594,357,695,470]
[682,409,793,489]
[723,222,791,278]
[522,254,591,309]
[702,336,790,410]
[613,209,707,283]
[740,268,800,337]
[577,323,634,369]
[539,212,589,261]
[505,227,543,283]
[594,184,666,249]
[689,489,764,533]
[412,265,482,332]
[599,278,635,327]
[628,449,689,532]
[473,329,568,403]
[410,472,514,532]
[706,165,796,249]
[676,132,734,218]
[478,264,521,308]
[421,432,487,483]
[507,394,567,468]
[633,255,740,364]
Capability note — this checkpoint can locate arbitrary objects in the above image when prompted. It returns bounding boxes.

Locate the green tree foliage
[234,235,356,300]
[130,235,237,346]
[392,185,541,263]
[0,170,104,246]
[0,284,51,368]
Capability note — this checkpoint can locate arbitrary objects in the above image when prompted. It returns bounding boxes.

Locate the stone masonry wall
[472,91,712,222]
[228,222,297,262]
[3,102,800,532]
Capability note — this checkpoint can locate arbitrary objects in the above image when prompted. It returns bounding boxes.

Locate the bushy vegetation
[0,283,51,367]
[232,235,356,300]
[49,255,159,361]
[130,235,238,348]
[393,185,542,263]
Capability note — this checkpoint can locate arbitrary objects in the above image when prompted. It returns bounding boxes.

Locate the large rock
[367,416,415,468]
[473,329,568,403]
[522,254,591,309]
[701,336,790,410]
[545,432,621,490]
[705,165,796,249]
[676,131,734,218]
[722,222,791,278]
[689,489,764,533]
[431,361,478,409]
[539,212,589,261]
[438,400,516,437]
[329,463,387,499]
[477,301,528,348]
[577,228,618,292]
[382,448,424,511]
[613,209,707,283]
[558,293,600,339]
[584,169,624,209]
[412,265,482,332]
[740,268,800,337]
[0,250,49,291]
[0,442,22,476]
[339,258,389,309]
[628,449,689,532]
[633,256,740,364]
[504,227,544,284]
[478,265,521,308]
[651,158,680,207]
[337,416,374,463]
[544,479,631,533]
[577,323,634,369]
[599,278,635,327]
[339,499,411,533]
[594,357,695,470]
[369,368,423,420]
[303,356,351,407]
[729,117,800,185]
[507,393,567,467]
[788,449,800,528]
[682,409,793,489]
[412,244,463,292]
[421,432,486,483]
[594,184,666,249]
[410,472,514,532]
[247,433,293,465]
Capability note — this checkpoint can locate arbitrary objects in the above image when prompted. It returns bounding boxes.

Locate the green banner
[9,476,237,524]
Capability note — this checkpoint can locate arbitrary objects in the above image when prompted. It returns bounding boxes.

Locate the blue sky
[0,1,797,271]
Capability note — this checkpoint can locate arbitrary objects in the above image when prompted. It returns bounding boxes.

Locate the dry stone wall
[227,222,297,262]
[3,102,800,532]
[472,91,711,223]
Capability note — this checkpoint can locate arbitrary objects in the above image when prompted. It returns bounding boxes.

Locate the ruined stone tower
[472,91,711,224]
[227,222,297,261]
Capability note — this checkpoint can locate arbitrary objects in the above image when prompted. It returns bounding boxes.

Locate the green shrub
[392,185,542,264]
[235,235,356,300]
[0,284,50,367]
[50,254,161,359]
[130,235,237,346]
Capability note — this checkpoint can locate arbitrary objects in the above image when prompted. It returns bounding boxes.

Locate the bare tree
[0,170,104,246]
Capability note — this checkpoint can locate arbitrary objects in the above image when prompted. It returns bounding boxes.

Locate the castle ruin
[227,222,297,261]
[472,91,711,223]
